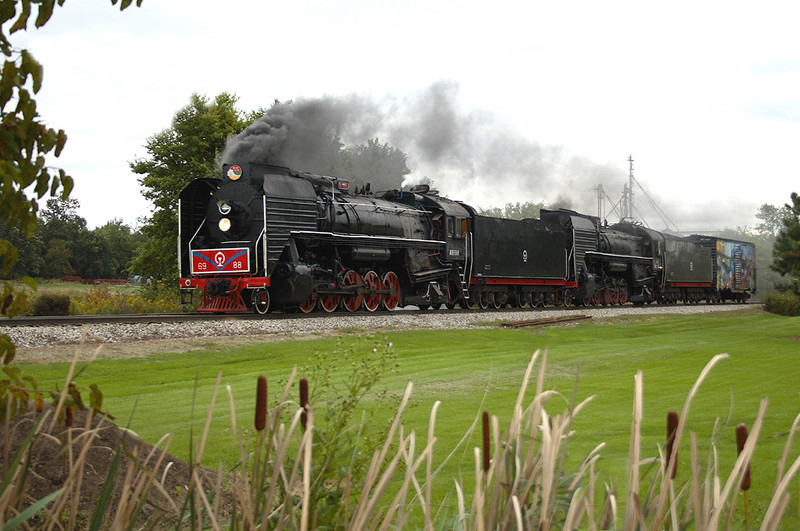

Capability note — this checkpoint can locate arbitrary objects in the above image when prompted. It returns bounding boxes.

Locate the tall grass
[3,349,800,529]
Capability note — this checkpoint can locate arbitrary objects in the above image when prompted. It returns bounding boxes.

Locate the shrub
[69,284,185,315]
[28,293,70,316]
[764,290,800,316]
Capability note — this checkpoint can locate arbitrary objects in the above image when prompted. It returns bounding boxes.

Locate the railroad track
[0,300,755,328]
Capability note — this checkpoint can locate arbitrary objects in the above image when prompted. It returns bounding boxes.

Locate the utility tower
[623,155,634,221]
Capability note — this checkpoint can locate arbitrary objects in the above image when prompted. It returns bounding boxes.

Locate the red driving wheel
[363,271,382,312]
[342,270,363,312]
[382,271,401,311]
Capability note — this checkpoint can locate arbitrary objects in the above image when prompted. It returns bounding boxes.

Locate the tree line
[0,198,142,280]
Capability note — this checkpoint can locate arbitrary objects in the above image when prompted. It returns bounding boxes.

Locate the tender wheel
[382,271,401,311]
[492,292,504,309]
[362,271,382,312]
[299,292,317,314]
[478,291,490,310]
[342,270,364,312]
[515,291,528,309]
[562,289,573,307]
[318,282,340,313]
[252,288,270,315]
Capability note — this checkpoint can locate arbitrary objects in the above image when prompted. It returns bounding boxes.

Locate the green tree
[43,239,74,278]
[36,198,87,278]
[771,192,800,294]
[131,92,253,280]
[479,200,547,220]
[337,138,410,191]
[92,219,143,278]
[0,219,42,278]
[755,203,791,239]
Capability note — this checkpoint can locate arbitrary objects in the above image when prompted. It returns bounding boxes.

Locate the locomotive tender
[178,162,755,314]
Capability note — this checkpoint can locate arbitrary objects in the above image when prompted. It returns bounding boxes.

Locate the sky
[11,0,800,232]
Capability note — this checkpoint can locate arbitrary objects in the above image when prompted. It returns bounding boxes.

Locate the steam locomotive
[178,162,756,314]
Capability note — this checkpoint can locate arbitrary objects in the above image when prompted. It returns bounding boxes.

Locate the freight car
[178,163,755,313]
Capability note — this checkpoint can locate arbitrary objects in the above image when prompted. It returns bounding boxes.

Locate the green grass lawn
[16,307,800,525]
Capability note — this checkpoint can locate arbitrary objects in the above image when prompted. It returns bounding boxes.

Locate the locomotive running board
[290,230,445,250]
[584,251,653,264]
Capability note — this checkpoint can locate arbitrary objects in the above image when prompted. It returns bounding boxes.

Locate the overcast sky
[13,0,800,231]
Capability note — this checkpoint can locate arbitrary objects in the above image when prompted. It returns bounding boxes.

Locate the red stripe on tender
[666,282,712,288]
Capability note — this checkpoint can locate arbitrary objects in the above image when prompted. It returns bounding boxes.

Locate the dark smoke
[222,81,623,215]
[222,95,384,174]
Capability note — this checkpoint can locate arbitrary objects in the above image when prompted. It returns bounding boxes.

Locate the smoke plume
[223,81,622,215]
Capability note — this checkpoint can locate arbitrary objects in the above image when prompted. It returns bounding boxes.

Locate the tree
[92,219,143,278]
[771,192,800,293]
[35,198,87,278]
[755,203,791,239]
[131,92,253,280]
[478,201,547,220]
[43,239,74,278]
[0,219,42,278]
[337,138,410,191]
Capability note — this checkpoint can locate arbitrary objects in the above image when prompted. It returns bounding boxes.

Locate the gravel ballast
[1,304,754,364]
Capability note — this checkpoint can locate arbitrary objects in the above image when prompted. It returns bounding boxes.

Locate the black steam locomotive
[178,162,756,314]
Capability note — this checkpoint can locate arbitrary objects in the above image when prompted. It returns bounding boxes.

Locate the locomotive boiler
[178,162,474,313]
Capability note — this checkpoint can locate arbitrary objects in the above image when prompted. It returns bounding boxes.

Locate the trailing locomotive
[178,162,755,313]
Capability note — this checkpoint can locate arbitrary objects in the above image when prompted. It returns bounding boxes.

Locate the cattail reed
[666,410,679,479]
[300,378,309,430]
[65,406,74,427]
[255,375,267,431]
[482,410,490,472]
[35,392,44,413]
[736,423,751,491]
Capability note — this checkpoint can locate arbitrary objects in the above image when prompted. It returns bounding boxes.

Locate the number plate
[191,248,250,274]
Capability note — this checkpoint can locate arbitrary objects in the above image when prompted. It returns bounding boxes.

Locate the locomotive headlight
[218,218,232,232]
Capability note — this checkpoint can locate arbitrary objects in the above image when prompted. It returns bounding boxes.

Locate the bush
[764,290,800,316]
[69,284,184,315]
[28,293,70,316]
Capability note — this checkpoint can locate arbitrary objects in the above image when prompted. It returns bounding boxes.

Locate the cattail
[666,410,679,479]
[736,423,751,491]
[65,406,74,427]
[255,375,267,431]
[482,410,490,473]
[299,378,309,430]
[34,392,44,413]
